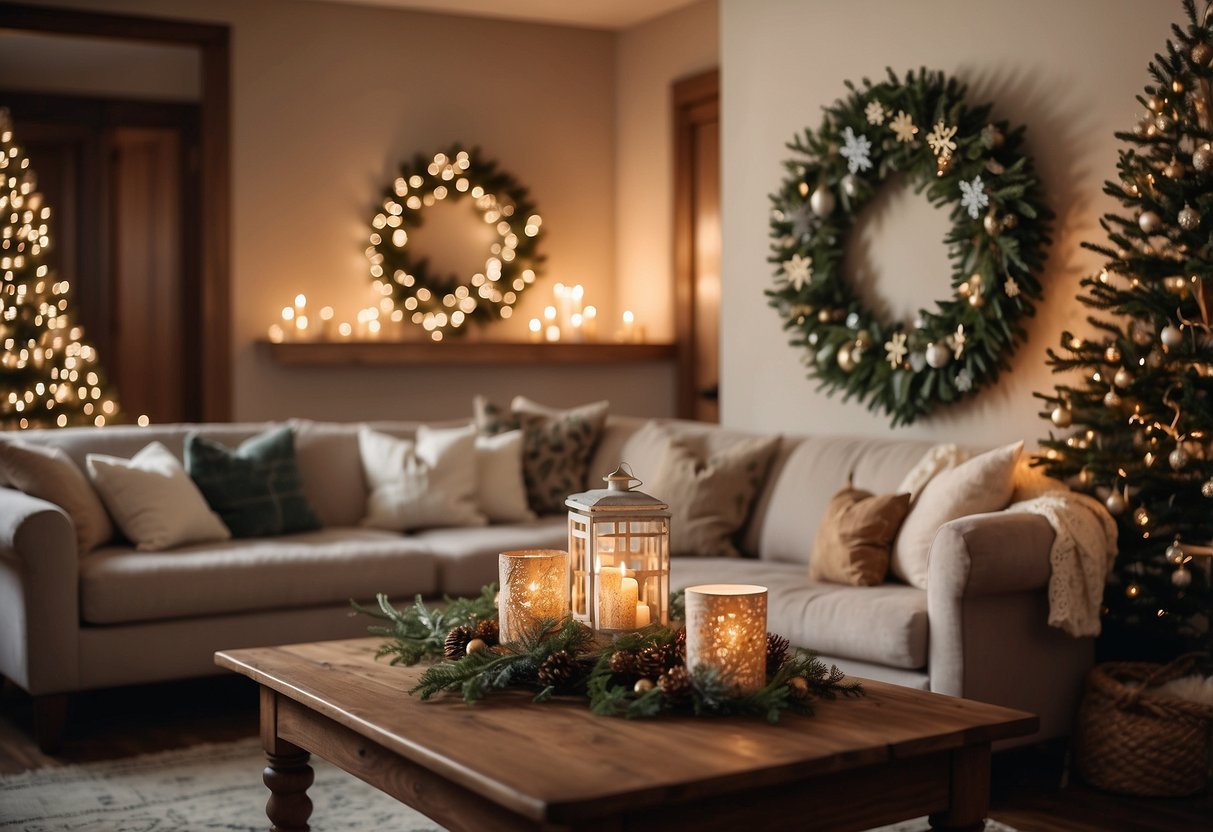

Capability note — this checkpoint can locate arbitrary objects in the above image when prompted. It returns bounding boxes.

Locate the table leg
[261,687,313,832]
[928,744,990,832]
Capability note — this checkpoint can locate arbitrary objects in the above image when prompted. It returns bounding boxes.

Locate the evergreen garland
[768,69,1052,426]
[352,584,498,666]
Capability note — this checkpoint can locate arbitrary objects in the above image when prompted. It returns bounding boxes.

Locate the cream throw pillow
[0,439,114,553]
[359,425,487,531]
[891,441,1024,588]
[86,442,230,552]
[648,433,779,558]
[474,430,535,523]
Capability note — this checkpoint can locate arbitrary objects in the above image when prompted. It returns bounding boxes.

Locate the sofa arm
[927,510,1055,598]
[0,486,80,694]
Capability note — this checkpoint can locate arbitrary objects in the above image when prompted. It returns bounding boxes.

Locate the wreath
[767,69,1052,426]
[367,145,545,340]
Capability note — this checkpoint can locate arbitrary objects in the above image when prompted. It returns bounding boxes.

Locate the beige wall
[11,0,684,421]
[720,0,1175,446]
[615,0,719,343]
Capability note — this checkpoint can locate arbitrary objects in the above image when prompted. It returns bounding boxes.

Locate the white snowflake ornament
[864,100,887,125]
[890,110,918,143]
[782,253,813,291]
[839,126,873,174]
[885,331,908,368]
[926,121,958,156]
[959,176,989,219]
[1004,277,1021,298]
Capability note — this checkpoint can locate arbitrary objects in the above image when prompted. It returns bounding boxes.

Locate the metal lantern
[566,463,670,632]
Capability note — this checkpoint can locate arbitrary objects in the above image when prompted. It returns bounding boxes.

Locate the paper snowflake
[926,121,958,156]
[864,100,887,125]
[889,110,918,143]
[949,324,967,358]
[839,126,873,174]
[1004,277,1021,298]
[782,253,813,291]
[885,331,908,368]
[959,176,989,220]
[955,369,974,392]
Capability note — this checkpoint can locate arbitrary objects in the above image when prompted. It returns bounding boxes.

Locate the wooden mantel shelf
[259,339,678,367]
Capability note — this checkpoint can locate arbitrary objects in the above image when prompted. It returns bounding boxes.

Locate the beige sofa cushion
[0,439,114,553]
[671,558,928,670]
[80,528,438,624]
[809,487,911,586]
[411,516,568,597]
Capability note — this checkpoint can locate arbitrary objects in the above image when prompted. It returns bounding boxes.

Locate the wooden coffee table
[215,638,1036,832]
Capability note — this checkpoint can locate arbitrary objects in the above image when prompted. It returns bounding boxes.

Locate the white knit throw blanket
[901,445,1118,638]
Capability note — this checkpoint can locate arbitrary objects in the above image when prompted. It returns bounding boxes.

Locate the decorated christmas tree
[1036,0,1213,657]
[0,107,120,430]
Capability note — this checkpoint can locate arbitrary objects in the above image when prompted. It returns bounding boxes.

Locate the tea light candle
[598,563,638,629]
[685,584,768,693]
[499,549,570,642]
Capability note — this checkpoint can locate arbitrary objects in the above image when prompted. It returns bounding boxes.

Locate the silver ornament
[1195,42,1213,64]
[1137,211,1162,234]
[1161,325,1184,349]
[925,342,952,369]
[909,351,927,373]
[1179,205,1201,231]
[810,187,836,218]
[1113,368,1133,388]
[1172,566,1192,588]
[845,311,861,329]
[841,174,861,198]
[1104,389,1122,408]
[1105,492,1126,515]
[1195,147,1213,172]
[1169,446,1190,470]
[1050,406,1073,427]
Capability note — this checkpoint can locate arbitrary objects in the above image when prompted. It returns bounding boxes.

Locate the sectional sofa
[0,416,1092,750]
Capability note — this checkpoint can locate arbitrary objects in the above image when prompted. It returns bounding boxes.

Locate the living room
[0,0,1210,829]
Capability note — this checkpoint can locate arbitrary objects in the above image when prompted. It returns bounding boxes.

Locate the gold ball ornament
[809,187,836,217]
[1137,211,1162,234]
[1160,325,1184,349]
[1179,205,1201,231]
[982,213,1002,236]
[1050,406,1073,427]
[633,678,655,694]
[1105,492,1126,515]
[1163,158,1184,179]
[1169,446,1190,470]
[465,638,488,655]
[1103,389,1122,408]
[1002,212,1019,230]
[1194,42,1213,65]
[1113,368,1133,388]
[925,342,952,369]
[1195,147,1213,172]
[1203,478,1213,498]
[836,343,857,372]
[1104,345,1121,363]
[1154,114,1173,132]
[787,676,810,697]
[1172,566,1192,588]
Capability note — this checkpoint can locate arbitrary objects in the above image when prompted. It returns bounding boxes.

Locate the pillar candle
[598,563,638,629]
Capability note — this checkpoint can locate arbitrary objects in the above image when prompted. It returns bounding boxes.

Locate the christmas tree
[0,107,120,430]
[1036,0,1212,658]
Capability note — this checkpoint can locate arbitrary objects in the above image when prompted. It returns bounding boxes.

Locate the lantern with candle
[566,465,670,632]
[684,584,768,693]
[498,549,570,642]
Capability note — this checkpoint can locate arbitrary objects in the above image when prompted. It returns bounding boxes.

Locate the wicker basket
[1075,655,1213,796]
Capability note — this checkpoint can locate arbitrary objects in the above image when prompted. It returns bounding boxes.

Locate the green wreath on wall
[367,145,546,340]
[767,69,1053,426]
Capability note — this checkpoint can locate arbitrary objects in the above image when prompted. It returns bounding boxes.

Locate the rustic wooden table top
[216,637,1037,825]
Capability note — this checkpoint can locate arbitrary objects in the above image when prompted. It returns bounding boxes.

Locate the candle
[570,312,585,343]
[598,563,638,629]
[635,603,651,627]
[499,549,570,641]
[529,317,543,343]
[582,305,598,341]
[280,306,295,341]
[337,322,353,339]
[685,584,768,693]
[295,314,309,339]
[267,324,285,344]
[545,324,561,343]
[620,310,635,343]
[319,306,334,340]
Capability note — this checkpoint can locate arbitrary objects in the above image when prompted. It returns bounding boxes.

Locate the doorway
[673,68,720,423]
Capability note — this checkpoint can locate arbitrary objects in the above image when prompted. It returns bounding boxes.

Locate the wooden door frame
[672,68,720,421]
[1,2,232,421]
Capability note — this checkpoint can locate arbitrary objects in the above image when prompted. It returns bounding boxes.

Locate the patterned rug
[0,738,1020,831]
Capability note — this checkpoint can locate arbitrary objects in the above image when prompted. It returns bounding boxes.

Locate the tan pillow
[648,433,779,558]
[810,486,911,586]
[0,439,114,553]
[891,441,1024,588]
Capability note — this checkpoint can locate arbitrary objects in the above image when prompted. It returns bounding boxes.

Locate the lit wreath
[367,145,545,340]
[768,69,1052,426]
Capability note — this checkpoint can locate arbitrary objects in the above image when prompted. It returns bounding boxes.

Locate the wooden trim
[1,4,232,422]
[260,340,678,367]
[672,68,720,420]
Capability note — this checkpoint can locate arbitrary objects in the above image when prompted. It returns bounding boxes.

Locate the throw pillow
[86,442,230,551]
[648,433,780,558]
[360,424,487,531]
[809,486,912,586]
[185,427,321,538]
[0,439,114,553]
[472,395,521,435]
[891,440,1024,588]
[475,430,535,523]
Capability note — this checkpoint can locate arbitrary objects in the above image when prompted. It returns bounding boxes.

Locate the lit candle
[635,603,651,627]
[267,324,285,344]
[583,305,598,341]
[337,322,353,339]
[294,293,307,318]
[598,563,638,629]
[571,283,585,317]
[621,310,635,343]
[570,312,585,343]
[319,305,334,340]
[281,306,295,342]
[295,314,309,338]
[545,324,561,343]
[685,585,768,693]
[529,317,543,343]
[499,549,570,642]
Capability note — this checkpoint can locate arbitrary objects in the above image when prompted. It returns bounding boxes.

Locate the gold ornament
[925,342,952,369]
[982,212,1002,236]
[1125,582,1141,599]
[1104,389,1122,408]
[1137,211,1162,234]
[1050,405,1072,427]
[1104,345,1121,363]
[1173,566,1192,588]
[817,309,832,323]
[1203,478,1213,498]
[1113,368,1132,388]
[633,678,655,694]
[465,638,488,655]
[1193,42,1213,65]
[968,291,984,308]
[1195,146,1213,172]
[855,329,873,350]
[1163,157,1184,179]
[1179,204,1201,231]
[809,187,836,217]
[1002,213,1019,229]
[837,343,856,372]
[1169,446,1191,470]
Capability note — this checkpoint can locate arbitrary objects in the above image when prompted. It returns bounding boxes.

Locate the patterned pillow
[474,396,609,514]
[185,426,321,538]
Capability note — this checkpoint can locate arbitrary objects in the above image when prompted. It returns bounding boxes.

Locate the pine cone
[444,625,473,660]
[636,645,670,680]
[537,650,578,690]
[766,633,790,678]
[473,619,500,646]
[609,649,639,678]
[658,666,693,705]
[671,628,687,663]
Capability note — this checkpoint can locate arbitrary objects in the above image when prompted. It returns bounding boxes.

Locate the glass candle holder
[684,584,768,693]
[498,549,570,642]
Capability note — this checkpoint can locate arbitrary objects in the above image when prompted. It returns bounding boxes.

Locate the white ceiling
[297,0,701,30]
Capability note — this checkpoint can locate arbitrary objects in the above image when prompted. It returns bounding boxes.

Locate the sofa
[0,415,1092,750]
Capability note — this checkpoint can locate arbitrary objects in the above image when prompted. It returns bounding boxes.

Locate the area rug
[0,738,1019,831]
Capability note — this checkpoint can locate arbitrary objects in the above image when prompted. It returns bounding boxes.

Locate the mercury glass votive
[684,584,768,693]
[498,549,570,642]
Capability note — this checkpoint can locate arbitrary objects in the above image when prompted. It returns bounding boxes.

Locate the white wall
[721,0,1175,445]
[615,0,719,343]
